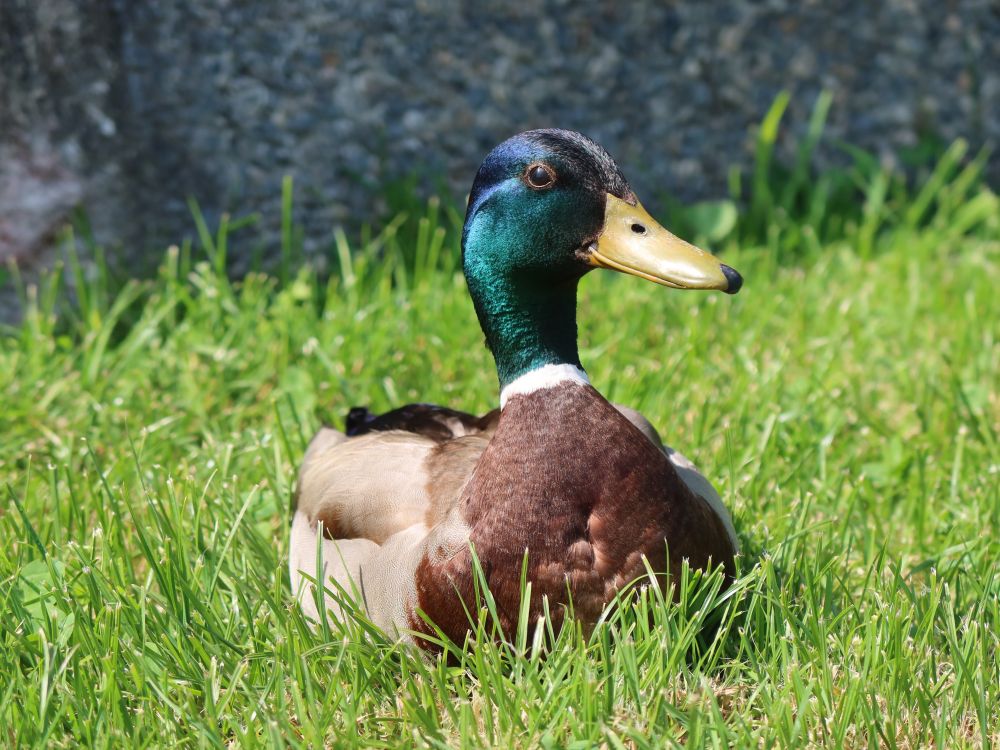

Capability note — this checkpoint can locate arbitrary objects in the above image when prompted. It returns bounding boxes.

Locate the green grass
[2,137,999,748]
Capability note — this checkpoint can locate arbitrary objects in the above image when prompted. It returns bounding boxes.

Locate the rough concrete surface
[1,0,997,278]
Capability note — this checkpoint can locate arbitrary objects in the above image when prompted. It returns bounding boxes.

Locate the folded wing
[289,402,736,637]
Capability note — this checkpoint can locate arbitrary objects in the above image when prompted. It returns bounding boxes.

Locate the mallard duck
[289,129,742,647]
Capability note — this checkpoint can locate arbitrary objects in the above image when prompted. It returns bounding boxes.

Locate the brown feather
[291,390,735,647]
[344,403,499,443]
[424,435,492,527]
[409,383,736,644]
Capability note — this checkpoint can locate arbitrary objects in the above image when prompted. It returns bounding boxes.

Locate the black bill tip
[720,264,743,294]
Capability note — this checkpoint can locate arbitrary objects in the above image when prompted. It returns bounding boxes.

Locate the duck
[289,129,742,648]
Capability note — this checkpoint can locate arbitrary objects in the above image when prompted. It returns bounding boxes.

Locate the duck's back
[290,387,737,644]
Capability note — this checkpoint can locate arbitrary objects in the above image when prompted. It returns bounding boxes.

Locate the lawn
[2,131,998,747]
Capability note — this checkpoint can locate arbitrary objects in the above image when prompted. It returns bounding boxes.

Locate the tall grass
[1,107,998,747]
[665,91,996,262]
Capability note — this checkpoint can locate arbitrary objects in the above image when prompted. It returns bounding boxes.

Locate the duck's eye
[525,163,556,189]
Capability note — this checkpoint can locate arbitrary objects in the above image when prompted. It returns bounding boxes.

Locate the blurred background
[1,1,997,276]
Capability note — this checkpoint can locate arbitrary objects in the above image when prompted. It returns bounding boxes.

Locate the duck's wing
[288,400,737,636]
[344,403,500,442]
[289,404,495,635]
[613,405,739,552]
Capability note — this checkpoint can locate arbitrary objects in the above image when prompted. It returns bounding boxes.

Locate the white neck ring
[499,363,590,409]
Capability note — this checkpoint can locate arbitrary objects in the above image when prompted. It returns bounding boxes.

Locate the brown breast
[410,382,735,646]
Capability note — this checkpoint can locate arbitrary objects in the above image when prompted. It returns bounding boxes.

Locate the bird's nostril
[631,223,646,235]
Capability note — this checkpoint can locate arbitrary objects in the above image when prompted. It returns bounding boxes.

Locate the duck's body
[290,130,742,646]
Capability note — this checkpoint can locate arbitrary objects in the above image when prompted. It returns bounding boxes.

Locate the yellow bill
[587,194,742,294]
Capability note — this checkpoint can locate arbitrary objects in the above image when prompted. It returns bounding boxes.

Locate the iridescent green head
[462,129,742,390]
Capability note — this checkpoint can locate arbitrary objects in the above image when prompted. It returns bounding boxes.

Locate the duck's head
[462,129,742,392]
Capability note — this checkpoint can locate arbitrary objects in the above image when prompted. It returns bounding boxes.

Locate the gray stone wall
[1,0,997,270]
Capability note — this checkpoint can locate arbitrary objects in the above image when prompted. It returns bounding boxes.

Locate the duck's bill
[586,194,742,294]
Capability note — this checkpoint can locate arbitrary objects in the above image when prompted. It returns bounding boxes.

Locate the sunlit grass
[2,146,998,747]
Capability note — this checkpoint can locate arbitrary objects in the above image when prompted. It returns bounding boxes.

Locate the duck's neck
[467,271,585,393]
